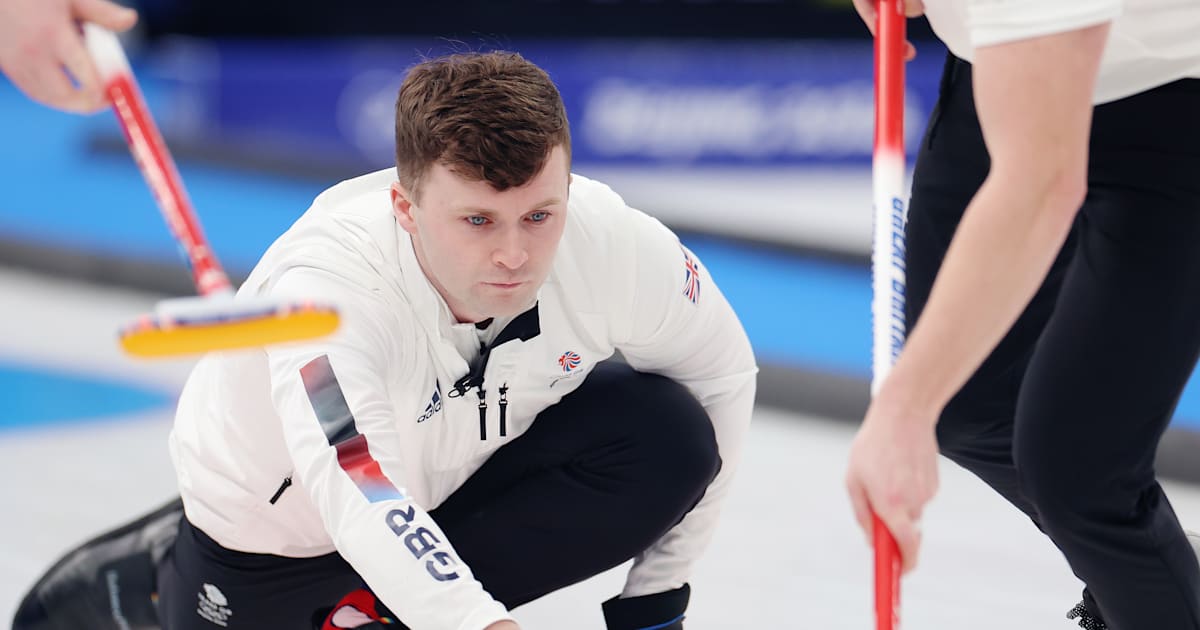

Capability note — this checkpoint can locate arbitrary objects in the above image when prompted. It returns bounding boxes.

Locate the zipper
[498,383,509,437]
[269,476,293,505]
[477,386,487,440]
[447,305,541,441]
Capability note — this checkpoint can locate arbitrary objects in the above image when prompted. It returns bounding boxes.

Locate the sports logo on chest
[550,350,586,388]
[415,382,443,423]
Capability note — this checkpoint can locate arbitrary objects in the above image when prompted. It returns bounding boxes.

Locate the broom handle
[871,0,907,628]
[83,24,232,297]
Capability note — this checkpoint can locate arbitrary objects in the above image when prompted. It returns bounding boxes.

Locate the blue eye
[467,216,488,226]
[530,211,549,222]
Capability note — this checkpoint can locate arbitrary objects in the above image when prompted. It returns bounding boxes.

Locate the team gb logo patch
[558,351,582,373]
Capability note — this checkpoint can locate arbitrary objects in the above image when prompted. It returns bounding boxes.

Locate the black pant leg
[1011,78,1200,630]
[906,55,1076,520]
[426,361,719,610]
[156,518,360,629]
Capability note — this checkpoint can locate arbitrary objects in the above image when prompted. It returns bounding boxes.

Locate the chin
[479,295,537,319]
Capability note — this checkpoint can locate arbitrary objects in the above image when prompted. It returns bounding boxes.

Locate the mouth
[484,281,525,290]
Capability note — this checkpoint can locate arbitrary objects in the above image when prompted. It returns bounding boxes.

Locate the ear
[391,181,418,235]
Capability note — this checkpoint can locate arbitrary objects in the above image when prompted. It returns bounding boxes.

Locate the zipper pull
[269,476,293,505]
[448,373,472,398]
[498,384,509,437]
[477,386,487,440]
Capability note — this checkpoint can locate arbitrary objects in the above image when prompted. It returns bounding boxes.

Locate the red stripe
[873,0,907,155]
[874,513,902,630]
[334,434,395,490]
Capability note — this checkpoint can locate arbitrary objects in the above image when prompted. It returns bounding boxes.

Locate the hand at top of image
[0,0,137,113]
[850,0,925,60]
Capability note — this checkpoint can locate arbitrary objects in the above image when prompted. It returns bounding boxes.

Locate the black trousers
[906,55,1200,630]
[156,362,719,629]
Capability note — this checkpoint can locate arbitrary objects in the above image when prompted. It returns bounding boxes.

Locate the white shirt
[922,0,1200,103]
[168,170,758,630]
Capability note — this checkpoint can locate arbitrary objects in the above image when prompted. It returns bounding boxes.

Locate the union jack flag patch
[681,247,701,304]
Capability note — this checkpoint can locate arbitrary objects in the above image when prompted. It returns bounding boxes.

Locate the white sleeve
[265,268,513,630]
[612,209,758,598]
[968,0,1121,48]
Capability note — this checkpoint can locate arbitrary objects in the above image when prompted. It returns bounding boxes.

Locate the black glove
[601,584,690,630]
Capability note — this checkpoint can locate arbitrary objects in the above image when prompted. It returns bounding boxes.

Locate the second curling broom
[82,25,339,358]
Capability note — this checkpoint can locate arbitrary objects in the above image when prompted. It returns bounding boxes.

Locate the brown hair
[394,51,571,201]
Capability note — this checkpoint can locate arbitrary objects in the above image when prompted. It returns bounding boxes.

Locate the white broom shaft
[871,1,908,393]
[871,154,907,392]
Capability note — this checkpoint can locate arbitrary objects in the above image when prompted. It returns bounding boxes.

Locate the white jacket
[169,169,758,630]
[921,0,1200,104]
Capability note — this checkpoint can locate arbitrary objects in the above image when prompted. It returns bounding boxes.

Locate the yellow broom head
[119,295,340,358]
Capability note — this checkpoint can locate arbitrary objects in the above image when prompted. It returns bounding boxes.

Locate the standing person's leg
[906,54,1075,519]
[1012,78,1200,630]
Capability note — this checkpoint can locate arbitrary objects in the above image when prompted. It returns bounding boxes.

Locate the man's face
[392,146,570,323]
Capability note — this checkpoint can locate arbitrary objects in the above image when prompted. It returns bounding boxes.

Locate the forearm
[879,172,1078,423]
[875,21,1111,427]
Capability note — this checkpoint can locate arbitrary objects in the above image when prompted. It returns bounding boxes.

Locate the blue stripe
[0,361,170,429]
[636,614,684,630]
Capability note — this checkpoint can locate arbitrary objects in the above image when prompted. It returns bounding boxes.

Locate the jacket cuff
[601,584,690,630]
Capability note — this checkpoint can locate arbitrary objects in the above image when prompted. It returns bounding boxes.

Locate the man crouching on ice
[14,50,757,630]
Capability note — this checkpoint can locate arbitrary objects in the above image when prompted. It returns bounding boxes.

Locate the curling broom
[871,0,907,628]
[82,25,339,358]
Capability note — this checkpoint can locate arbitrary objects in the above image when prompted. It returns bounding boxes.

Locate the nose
[492,226,529,271]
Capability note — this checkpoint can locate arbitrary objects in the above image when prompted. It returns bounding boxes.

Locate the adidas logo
[416,384,442,423]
